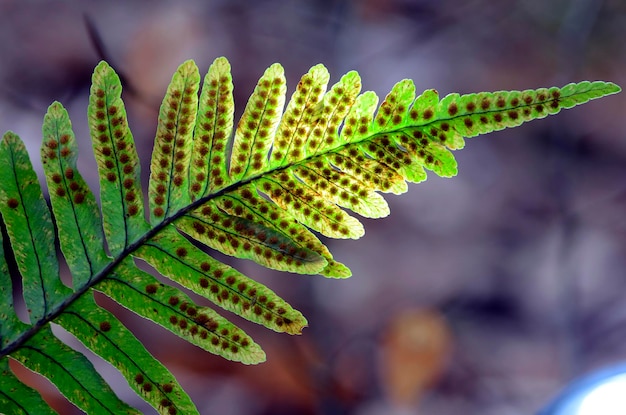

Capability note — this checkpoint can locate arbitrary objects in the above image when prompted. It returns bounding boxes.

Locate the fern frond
[0,56,619,414]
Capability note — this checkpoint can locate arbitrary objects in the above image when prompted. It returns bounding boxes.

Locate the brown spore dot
[163,383,174,393]
[496,97,506,108]
[143,383,153,393]
[481,98,491,110]
[60,148,70,157]
[213,269,223,279]
[106,172,116,182]
[511,98,520,106]
[225,276,236,285]
[123,178,134,189]
[447,103,458,116]
[536,104,544,113]
[186,307,197,317]
[508,110,519,120]
[161,399,172,407]
[206,319,219,331]
[73,193,85,204]
[119,154,130,164]
[175,247,187,257]
[134,374,144,384]
[464,118,473,128]
[199,278,209,288]
[168,407,177,415]
[47,139,58,149]
[7,198,19,209]
[169,315,178,324]
[494,113,503,122]
[168,296,180,306]
[211,336,220,345]
[200,262,211,272]
[56,188,66,197]
[179,320,188,329]
[145,284,158,294]
[60,134,70,144]
[179,302,188,312]
[99,321,111,332]
[422,109,433,119]
[187,312,206,325]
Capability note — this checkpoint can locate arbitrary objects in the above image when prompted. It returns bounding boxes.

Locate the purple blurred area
[1,0,626,414]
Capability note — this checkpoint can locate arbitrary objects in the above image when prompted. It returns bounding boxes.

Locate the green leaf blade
[339,91,379,143]
[0,357,59,415]
[0,132,71,322]
[0,219,29,347]
[149,60,200,222]
[557,80,621,108]
[304,70,361,156]
[270,63,330,169]
[216,188,352,278]
[41,103,109,288]
[230,63,286,181]
[135,227,308,335]
[12,326,139,415]
[257,174,365,239]
[190,57,235,198]
[89,61,149,255]
[177,199,327,274]
[96,261,266,364]
[57,294,198,415]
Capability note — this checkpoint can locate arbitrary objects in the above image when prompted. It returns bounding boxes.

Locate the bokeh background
[1,0,626,414]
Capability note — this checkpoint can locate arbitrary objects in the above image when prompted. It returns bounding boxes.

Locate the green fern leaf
[135,226,308,335]
[149,60,200,220]
[0,132,71,320]
[89,61,149,255]
[189,56,234,197]
[41,103,110,285]
[0,56,619,414]
[0,358,59,415]
[56,294,198,414]
[12,326,138,414]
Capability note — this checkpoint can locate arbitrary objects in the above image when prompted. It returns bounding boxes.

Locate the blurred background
[1,0,626,414]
